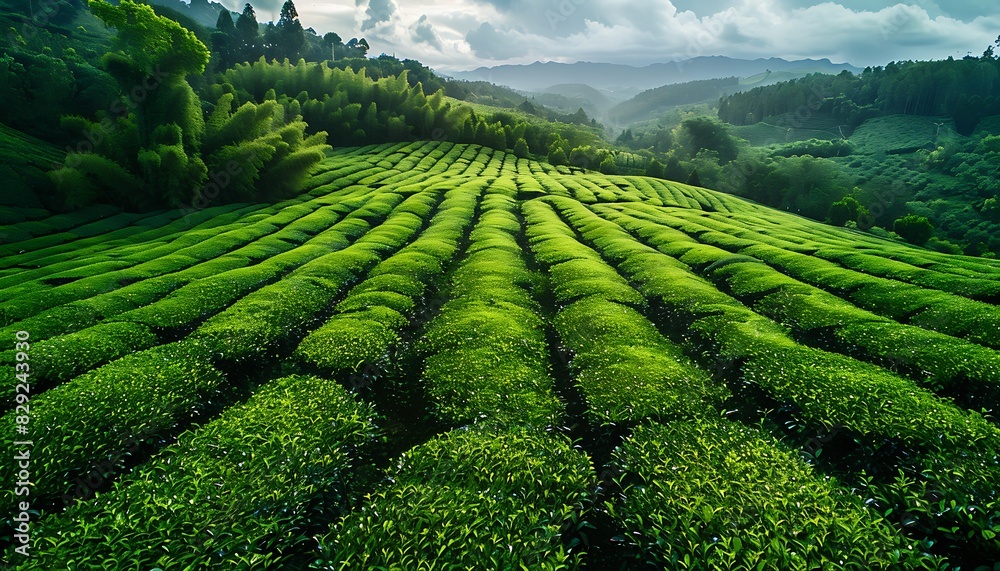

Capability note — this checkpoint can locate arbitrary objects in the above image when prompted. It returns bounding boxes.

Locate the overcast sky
[231,0,999,71]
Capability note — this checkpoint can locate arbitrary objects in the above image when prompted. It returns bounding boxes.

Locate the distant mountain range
[446,57,862,95]
[148,0,234,29]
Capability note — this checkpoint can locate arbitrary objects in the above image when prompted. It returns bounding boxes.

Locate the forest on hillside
[606,40,1000,257]
[1,0,604,212]
[6,2,1000,569]
[4,0,1000,257]
[718,56,1000,135]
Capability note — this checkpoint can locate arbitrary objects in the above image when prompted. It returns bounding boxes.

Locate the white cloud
[410,14,442,49]
[357,0,398,32]
[224,1,1000,70]
[465,22,530,60]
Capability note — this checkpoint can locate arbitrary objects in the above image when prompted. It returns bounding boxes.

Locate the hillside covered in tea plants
[3,141,1000,569]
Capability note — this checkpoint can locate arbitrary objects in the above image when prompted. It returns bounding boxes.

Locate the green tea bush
[422,309,562,427]
[349,273,426,297]
[529,205,641,286]
[722,325,1000,557]
[819,251,1000,301]
[199,269,355,360]
[835,321,1000,401]
[528,233,601,265]
[0,203,258,271]
[561,198,1000,555]
[26,322,158,383]
[295,187,480,375]
[336,290,417,315]
[6,140,1000,567]
[747,245,889,293]
[710,261,807,298]
[555,297,725,424]
[0,341,224,509]
[194,203,442,361]
[549,258,644,305]
[116,265,279,331]
[0,209,307,323]
[313,427,594,570]
[417,192,563,427]
[25,375,378,570]
[911,300,1000,349]
[0,204,121,246]
[295,309,405,373]
[608,420,939,570]
[755,290,883,331]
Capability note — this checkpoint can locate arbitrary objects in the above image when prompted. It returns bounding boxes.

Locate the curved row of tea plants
[23,375,377,570]
[574,201,1000,561]
[3,141,1000,569]
[418,186,563,429]
[293,179,483,376]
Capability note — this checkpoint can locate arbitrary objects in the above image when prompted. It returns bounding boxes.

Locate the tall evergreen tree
[323,32,343,60]
[276,0,305,61]
[212,10,237,69]
[216,9,236,34]
[235,3,261,63]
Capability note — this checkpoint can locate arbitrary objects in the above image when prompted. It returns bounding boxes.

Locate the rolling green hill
[528,83,619,119]
[3,141,1000,569]
[849,115,964,155]
[606,70,858,126]
[730,116,847,145]
[0,124,63,211]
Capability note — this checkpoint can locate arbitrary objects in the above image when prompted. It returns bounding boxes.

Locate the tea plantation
[3,140,1000,569]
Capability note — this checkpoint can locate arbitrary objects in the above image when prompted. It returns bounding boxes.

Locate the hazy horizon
[437,55,860,73]
[218,0,999,72]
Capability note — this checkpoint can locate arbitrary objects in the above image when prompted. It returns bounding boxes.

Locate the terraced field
[3,140,1000,569]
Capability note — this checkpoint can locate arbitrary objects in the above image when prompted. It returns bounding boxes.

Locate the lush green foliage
[1,341,224,510]
[420,192,563,428]
[608,77,740,123]
[294,184,479,373]
[608,421,938,569]
[608,50,1000,257]
[719,58,1000,134]
[313,427,594,570]
[894,214,934,246]
[4,142,998,568]
[40,0,330,210]
[26,375,378,569]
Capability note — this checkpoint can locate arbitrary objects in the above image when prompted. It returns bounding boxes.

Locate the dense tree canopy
[89,0,209,78]
[6,0,1000,260]
[49,0,328,209]
[894,214,934,246]
[719,58,1000,135]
